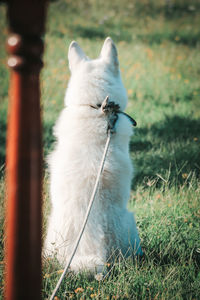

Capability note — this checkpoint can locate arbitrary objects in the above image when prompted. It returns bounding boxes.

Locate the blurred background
[0,1,200,298]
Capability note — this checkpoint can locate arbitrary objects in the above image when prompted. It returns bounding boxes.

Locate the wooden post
[5,1,47,299]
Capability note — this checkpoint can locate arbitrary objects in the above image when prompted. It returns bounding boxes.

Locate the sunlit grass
[0,0,200,299]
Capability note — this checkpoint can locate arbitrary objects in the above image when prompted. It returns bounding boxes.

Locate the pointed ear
[68,41,87,71]
[100,37,119,70]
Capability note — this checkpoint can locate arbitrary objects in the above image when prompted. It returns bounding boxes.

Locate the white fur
[44,37,142,272]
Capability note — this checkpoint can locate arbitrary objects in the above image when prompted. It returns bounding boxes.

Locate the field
[0,0,200,299]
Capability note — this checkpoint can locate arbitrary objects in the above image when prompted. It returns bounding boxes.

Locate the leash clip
[101,96,120,134]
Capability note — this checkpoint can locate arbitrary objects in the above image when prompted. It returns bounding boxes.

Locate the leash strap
[49,96,137,299]
[49,129,112,300]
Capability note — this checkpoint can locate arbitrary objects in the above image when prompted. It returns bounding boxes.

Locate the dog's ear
[100,37,119,72]
[68,41,87,71]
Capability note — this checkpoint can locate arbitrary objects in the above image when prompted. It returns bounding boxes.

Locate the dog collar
[70,95,137,128]
[78,102,137,127]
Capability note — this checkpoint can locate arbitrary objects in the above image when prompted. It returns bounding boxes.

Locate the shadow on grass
[131,115,200,187]
[63,21,199,46]
[64,24,200,47]
[137,30,200,47]
[64,23,132,42]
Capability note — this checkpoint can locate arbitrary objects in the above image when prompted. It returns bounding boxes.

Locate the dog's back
[45,38,142,272]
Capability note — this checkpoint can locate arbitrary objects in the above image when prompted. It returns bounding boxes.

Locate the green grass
[41,182,200,299]
[0,0,200,299]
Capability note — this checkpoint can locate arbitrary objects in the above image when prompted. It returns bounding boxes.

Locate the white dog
[44,37,142,273]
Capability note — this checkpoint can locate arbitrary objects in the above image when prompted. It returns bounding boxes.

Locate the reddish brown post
[5,1,47,299]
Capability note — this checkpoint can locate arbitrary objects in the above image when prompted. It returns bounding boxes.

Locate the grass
[42,181,200,299]
[0,0,200,299]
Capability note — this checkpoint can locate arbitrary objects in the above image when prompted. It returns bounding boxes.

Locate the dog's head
[65,37,127,111]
